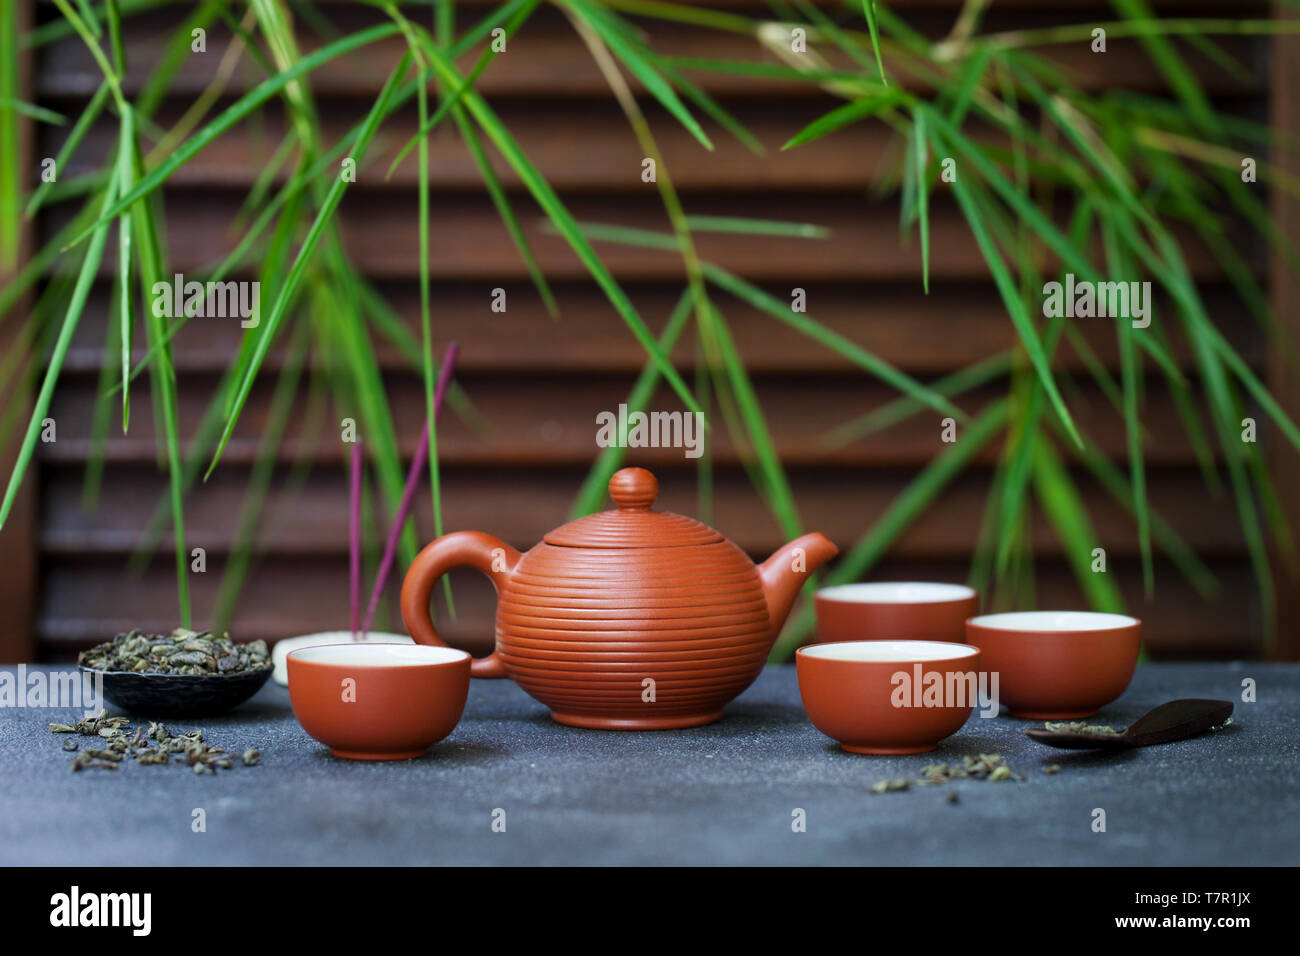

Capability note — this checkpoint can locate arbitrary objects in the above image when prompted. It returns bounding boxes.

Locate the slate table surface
[1,662,1295,866]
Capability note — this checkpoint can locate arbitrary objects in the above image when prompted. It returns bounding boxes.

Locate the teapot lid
[545,467,723,549]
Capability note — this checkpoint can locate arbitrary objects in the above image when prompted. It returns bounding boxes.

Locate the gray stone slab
[1,662,1295,865]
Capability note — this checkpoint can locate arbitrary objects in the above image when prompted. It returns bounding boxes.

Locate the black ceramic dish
[79,665,273,717]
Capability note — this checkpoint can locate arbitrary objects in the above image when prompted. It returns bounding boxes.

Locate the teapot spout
[758,532,838,639]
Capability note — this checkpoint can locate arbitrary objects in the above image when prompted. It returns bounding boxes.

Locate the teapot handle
[400,531,520,679]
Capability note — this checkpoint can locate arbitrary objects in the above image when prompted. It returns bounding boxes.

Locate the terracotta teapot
[400,467,837,729]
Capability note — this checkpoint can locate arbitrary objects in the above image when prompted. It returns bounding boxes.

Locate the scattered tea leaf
[1044,720,1118,736]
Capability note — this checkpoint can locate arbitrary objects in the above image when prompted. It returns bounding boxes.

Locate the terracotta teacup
[271,630,414,687]
[796,640,982,754]
[814,582,979,644]
[964,611,1140,719]
[287,643,470,760]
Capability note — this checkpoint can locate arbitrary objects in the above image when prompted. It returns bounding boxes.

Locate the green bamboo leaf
[235,130,298,227]
[63,23,402,251]
[1062,421,1218,598]
[1031,440,1126,613]
[683,216,827,238]
[655,61,763,153]
[22,0,167,49]
[1109,0,1219,137]
[448,0,517,55]
[212,320,310,630]
[550,216,954,420]
[81,283,120,511]
[662,55,867,86]
[25,82,108,218]
[0,178,118,527]
[945,44,992,126]
[563,219,680,251]
[104,0,125,72]
[115,105,134,431]
[571,0,713,150]
[0,97,65,125]
[935,125,1081,447]
[791,0,876,74]
[927,109,1185,382]
[913,106,930,294]
[126,120,191,625]
[1118,209,1300,457]
[705,303,802,538]
[571,288,695,517]
[990,248,1069,579]
[782,91,901,150]
[1102,217,1153,594]
[207,52,412,477]
[821,353,1009,447]
[412,32,702,416]
[323,250,420,567]
[592,0,754,35]
[454,108,559,317]
[74,0,100,36]
[415,71,440,546]
[775,400,1010,657]
[0,0,19,270]
[386,0,543,178]
[136,0,225,118]
[694,334,714,524]
[1187,323,1274,644]
[1245,442,1295,561]
[859,0,889,86]
[1063,325,1125,413]
[701,262,964,421]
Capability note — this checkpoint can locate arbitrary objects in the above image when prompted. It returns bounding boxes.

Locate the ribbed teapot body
[496,540,771,729]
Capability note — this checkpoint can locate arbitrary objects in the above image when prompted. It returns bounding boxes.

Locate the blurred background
[3,0,1299,664]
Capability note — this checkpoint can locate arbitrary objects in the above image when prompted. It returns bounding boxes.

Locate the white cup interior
[272,631,415,685]
[288,643,468,667]
[967,611,1138,631]
[818,582,976,604]
[801,640,979,662]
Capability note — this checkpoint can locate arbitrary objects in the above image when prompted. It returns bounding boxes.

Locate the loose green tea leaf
[52,710,261,774]
[78,628,270,676]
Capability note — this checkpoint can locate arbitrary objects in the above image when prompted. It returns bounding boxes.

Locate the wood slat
[51,96,1273,196]
[38,464,1247,559]
[35,555,1263,658]
[56,279,1264,378]
[39,189,1253,282]
[36,7,1264,102]
[54,99,940,193]
[37,374,1242,468]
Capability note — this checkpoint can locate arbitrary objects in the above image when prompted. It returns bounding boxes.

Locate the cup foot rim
[550,710,723,730]
[329,747,429,761]
[841,743,937,755]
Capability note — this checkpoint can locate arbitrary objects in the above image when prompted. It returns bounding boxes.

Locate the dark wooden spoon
[1024,699,1233,750]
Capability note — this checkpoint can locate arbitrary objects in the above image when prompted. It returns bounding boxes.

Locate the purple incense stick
[361,342,460,637]
[349,439,362,638]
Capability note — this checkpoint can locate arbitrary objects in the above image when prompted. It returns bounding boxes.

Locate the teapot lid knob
[609,467,657,511]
